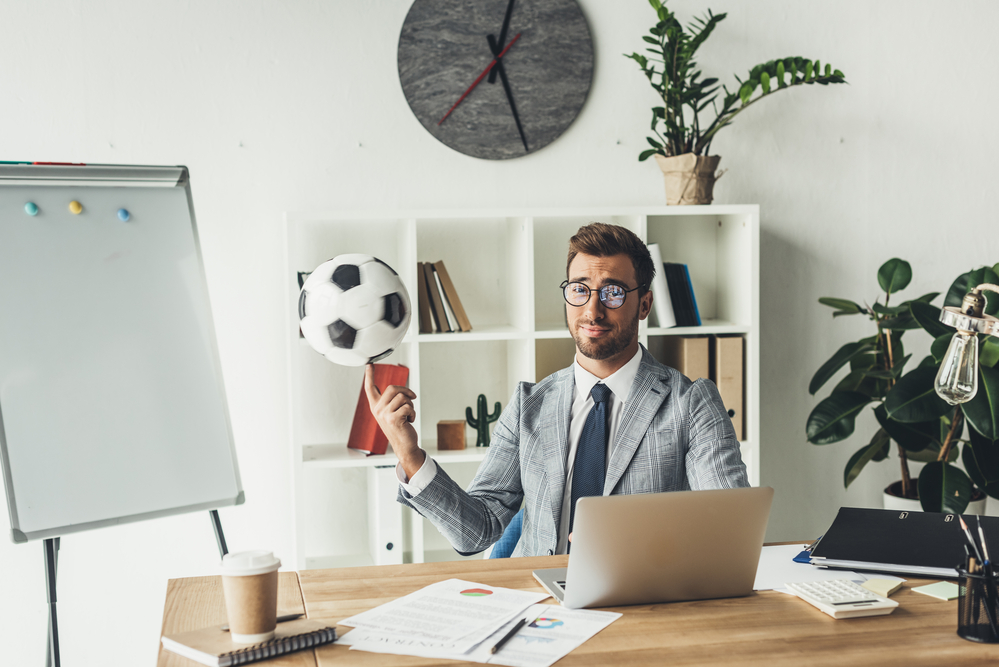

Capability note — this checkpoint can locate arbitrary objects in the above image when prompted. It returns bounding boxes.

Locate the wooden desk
[159,556,999,666]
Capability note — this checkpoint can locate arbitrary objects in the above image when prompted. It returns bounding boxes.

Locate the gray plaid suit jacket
[398,346,748,557]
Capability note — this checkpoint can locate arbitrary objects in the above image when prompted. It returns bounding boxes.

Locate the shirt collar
[572,346,643,404]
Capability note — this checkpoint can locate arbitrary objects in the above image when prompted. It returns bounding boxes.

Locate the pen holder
[957,566,999,643]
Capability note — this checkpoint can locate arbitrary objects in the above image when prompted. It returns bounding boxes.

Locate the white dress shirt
[397,347,643,555]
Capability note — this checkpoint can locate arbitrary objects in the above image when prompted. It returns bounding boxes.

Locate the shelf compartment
[416,217,531,333]
[646,212,756,328]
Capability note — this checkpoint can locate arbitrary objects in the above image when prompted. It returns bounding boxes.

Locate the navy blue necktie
[569,383,611,539]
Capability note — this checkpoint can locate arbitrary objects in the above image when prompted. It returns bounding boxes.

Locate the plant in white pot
[626,0,847,204]
[807,259,999,514]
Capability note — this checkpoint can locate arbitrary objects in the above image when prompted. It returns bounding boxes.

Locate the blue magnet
[25,202,39,216]
[117,208,130,222]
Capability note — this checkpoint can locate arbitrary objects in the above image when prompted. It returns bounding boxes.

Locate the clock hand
[437,32,522,126]
[487,33,529,152]
[488,0,517,85]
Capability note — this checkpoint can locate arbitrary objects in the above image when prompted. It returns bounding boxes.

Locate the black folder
[811,507,999,578]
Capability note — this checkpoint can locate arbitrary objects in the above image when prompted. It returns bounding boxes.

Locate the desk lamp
[934,284,999,404]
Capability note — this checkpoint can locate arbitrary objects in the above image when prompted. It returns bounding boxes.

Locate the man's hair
[566,223,655,294]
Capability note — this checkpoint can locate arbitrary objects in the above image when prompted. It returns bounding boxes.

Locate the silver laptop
[533,487,773,609]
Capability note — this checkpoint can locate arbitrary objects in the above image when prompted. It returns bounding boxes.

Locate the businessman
[365,223,748,557]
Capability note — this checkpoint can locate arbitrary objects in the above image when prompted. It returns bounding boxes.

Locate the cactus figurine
[466,394,501,447]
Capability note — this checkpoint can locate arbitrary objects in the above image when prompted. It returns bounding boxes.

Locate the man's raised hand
[364,364,425,478]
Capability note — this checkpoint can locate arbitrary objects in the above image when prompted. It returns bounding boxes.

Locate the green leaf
[806,391,872,444]
[804,60,813,80]
[885,366,952,423]
[930,333,952,363]
[862,354,911,379]
[638,149,657,162]
[775,61,786,87]
[966,428,999,496]
[760,71,771,94]
[824,63,832,76]
[910,301,951,338]
[647,137,663,149]
[739,82,752,104]
[833,369,879,396]
[809,341,875,395]
[818,297,863,314]
[907,442,958,463]
[918,461,973,513]
[874,403,940,452]
[872,303,909,317]
[964,365,999,440]
[877,258,912,294]
[982,337,999,367]
[844,429,891,488]
[945,267,999,315]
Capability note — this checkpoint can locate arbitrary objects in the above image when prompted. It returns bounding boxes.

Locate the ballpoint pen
[490,617,528,654]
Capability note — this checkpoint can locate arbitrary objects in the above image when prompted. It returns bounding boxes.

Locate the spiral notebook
[161,618,337,667]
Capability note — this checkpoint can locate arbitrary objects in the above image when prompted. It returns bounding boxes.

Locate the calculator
[785,579,899,619]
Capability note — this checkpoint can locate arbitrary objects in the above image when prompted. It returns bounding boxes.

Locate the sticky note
[912,581,960,601]
[862,578,903,597]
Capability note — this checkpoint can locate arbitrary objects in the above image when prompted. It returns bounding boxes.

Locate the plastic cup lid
[220,550,281,576]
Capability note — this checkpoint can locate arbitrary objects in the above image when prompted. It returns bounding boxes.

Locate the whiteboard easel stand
[42,511,229,667]
[0,164,244,666]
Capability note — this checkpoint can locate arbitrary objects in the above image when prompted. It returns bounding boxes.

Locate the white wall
[2,0,998,664]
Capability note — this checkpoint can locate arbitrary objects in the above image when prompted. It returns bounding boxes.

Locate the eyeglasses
[560,280,645,309]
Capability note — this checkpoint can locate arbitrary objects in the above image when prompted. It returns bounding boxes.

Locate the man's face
[565,253,652,368]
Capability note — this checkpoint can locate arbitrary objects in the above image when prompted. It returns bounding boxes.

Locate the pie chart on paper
[460,588,493,597]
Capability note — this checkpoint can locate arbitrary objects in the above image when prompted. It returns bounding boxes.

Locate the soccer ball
[298,254,411,366]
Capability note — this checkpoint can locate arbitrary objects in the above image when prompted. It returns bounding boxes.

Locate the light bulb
[934,331,979,404]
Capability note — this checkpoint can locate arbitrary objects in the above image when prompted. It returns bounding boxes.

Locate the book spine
[433,260,472,332]
[416,262,433,334]
[682,264,701,326]
[432,265,459,332]
[646,244,676,328]
[423,262,450,333]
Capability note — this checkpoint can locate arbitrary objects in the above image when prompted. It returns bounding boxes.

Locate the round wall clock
[398,0,594,160]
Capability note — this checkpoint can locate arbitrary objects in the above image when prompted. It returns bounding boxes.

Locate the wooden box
[437,420,466,450]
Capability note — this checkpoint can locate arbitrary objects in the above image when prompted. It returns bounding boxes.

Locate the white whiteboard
[0,164,243,543]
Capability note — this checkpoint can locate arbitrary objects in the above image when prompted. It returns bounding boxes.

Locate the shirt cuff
[397,453,437,496]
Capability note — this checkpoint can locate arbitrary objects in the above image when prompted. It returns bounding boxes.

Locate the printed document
[342,603,621,667]
[339,578,549,651]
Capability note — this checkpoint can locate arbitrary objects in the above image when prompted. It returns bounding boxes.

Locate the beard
[570,310,640,361]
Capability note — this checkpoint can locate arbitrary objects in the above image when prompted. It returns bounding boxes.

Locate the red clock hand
[437,32,522,126]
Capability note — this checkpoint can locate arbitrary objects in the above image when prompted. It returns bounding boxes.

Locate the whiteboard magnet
[24,202,38,216]
[69,200,83,214]
[117,208,131,222]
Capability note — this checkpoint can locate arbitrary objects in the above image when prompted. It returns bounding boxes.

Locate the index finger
[364,364,381,405]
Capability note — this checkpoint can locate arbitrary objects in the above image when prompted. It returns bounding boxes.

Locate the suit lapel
[539,368,574,534]
[604,349,671,494]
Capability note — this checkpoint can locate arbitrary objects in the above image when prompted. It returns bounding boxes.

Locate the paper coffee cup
[220,550,281,643]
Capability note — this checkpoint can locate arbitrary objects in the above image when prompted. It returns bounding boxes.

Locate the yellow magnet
[69,200,83,214]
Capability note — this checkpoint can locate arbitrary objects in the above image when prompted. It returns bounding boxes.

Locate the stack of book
[646,243,700,328]
[417,260,472,333]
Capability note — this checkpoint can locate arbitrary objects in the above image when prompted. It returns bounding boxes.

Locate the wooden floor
[159,555,999,666]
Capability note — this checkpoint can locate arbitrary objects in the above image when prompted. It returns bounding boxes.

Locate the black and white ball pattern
[299,254,411,366]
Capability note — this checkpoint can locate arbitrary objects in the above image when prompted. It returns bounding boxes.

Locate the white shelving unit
[285,206,759,570]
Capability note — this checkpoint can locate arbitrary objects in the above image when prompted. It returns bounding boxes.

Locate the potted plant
[806,258,999,513]
[626,0,847,204]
